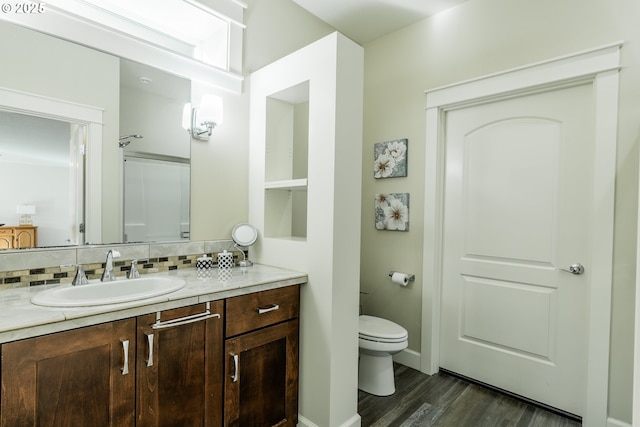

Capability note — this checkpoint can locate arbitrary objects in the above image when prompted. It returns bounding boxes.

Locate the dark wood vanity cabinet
[224,285,300,427]
[0,285,301,427]
[0,319,137,427]
[136,301,224,427]
[0,303,224,427]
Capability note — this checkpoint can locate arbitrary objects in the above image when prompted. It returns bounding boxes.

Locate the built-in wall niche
[264,81,309,240]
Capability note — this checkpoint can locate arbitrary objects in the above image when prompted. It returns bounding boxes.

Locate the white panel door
[440,83,594,417]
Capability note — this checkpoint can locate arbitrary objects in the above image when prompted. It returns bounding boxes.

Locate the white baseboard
[297,415,317,427]
[393,348,421,371]
[297,413,361,427]
[607,417,631,427]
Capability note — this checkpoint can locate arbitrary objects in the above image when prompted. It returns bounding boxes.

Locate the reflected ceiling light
[182,94,223,141]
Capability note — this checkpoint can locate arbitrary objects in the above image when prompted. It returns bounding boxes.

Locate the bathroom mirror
[0,19,191,249]
[232,223,258,267]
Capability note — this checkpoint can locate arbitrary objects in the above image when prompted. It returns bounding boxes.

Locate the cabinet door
[136,301,224,427]
[0,229,14,249]
[0,319,136,427]
[224,319,299,427]
[14,227,36,248]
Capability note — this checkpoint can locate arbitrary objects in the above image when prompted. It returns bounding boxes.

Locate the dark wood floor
[358,364,582,426]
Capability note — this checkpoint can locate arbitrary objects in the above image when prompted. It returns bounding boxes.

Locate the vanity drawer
[225,285,299,337]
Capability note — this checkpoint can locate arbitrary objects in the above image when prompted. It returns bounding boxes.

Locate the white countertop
[0,264,307,344]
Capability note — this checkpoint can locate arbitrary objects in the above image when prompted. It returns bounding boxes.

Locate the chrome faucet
[101,250,121,282]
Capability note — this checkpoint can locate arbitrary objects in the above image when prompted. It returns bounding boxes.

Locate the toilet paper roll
[391,272,410,286]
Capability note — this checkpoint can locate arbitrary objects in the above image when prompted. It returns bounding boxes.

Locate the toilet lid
[359,315,408,341]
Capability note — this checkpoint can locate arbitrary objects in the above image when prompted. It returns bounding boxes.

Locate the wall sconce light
[17,205,36,225]
[182,94,223,141]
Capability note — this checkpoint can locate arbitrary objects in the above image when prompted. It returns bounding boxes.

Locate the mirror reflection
[0,111,85,248]
[119,59,191,243]
[0,54,191,249]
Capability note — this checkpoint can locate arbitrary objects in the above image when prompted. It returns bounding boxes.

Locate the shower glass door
[123,155,190,243]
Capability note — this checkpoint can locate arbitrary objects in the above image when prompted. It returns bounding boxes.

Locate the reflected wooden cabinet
[0,225,38,249]
[224,285,300,427]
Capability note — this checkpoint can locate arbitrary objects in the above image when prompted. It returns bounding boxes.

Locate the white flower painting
[374,138,408,178]
[375,193,409,231]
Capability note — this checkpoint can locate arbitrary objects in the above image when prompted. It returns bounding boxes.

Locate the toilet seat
[359,315,408,343]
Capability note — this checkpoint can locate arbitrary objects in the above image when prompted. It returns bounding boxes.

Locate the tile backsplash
[0,240,243,290]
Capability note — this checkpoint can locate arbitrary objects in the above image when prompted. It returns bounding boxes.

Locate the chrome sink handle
[62,264,89,286]
[127,258,148,279]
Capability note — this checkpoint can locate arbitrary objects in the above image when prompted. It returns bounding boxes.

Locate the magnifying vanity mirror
[231,223,258,268]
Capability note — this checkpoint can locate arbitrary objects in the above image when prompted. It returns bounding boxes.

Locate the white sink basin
[31,276,186,307]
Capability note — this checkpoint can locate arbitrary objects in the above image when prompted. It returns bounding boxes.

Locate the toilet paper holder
[388,271,415,282]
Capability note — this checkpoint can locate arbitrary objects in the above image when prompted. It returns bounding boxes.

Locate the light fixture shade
[199,94,223,126]
[182,103,192,130]
[16,205,36,215]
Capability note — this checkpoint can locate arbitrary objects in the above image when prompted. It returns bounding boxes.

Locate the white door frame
[420,42,622,427]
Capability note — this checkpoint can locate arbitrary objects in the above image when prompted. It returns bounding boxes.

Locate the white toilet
[358,315,408,396]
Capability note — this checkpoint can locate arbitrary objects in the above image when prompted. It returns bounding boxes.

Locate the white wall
[361,0,640,423]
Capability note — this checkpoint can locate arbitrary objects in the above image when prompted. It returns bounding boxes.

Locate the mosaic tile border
[0,240,246,289]
[0,251,243,289]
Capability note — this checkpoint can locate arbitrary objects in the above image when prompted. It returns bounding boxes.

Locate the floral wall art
[374,138,407,178]
[375,193,409,231]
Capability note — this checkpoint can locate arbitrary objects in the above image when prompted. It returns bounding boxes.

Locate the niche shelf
[264,178,308,190]
[263,81,309,239]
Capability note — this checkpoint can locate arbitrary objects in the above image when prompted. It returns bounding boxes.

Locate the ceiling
[292,0,468,44]
[120,59,190,103]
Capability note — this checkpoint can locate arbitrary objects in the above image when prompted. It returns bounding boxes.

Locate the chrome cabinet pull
[146,333,154,367]
[231,354,239,383]
[257,304,280,314]
[121,340,129,375]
